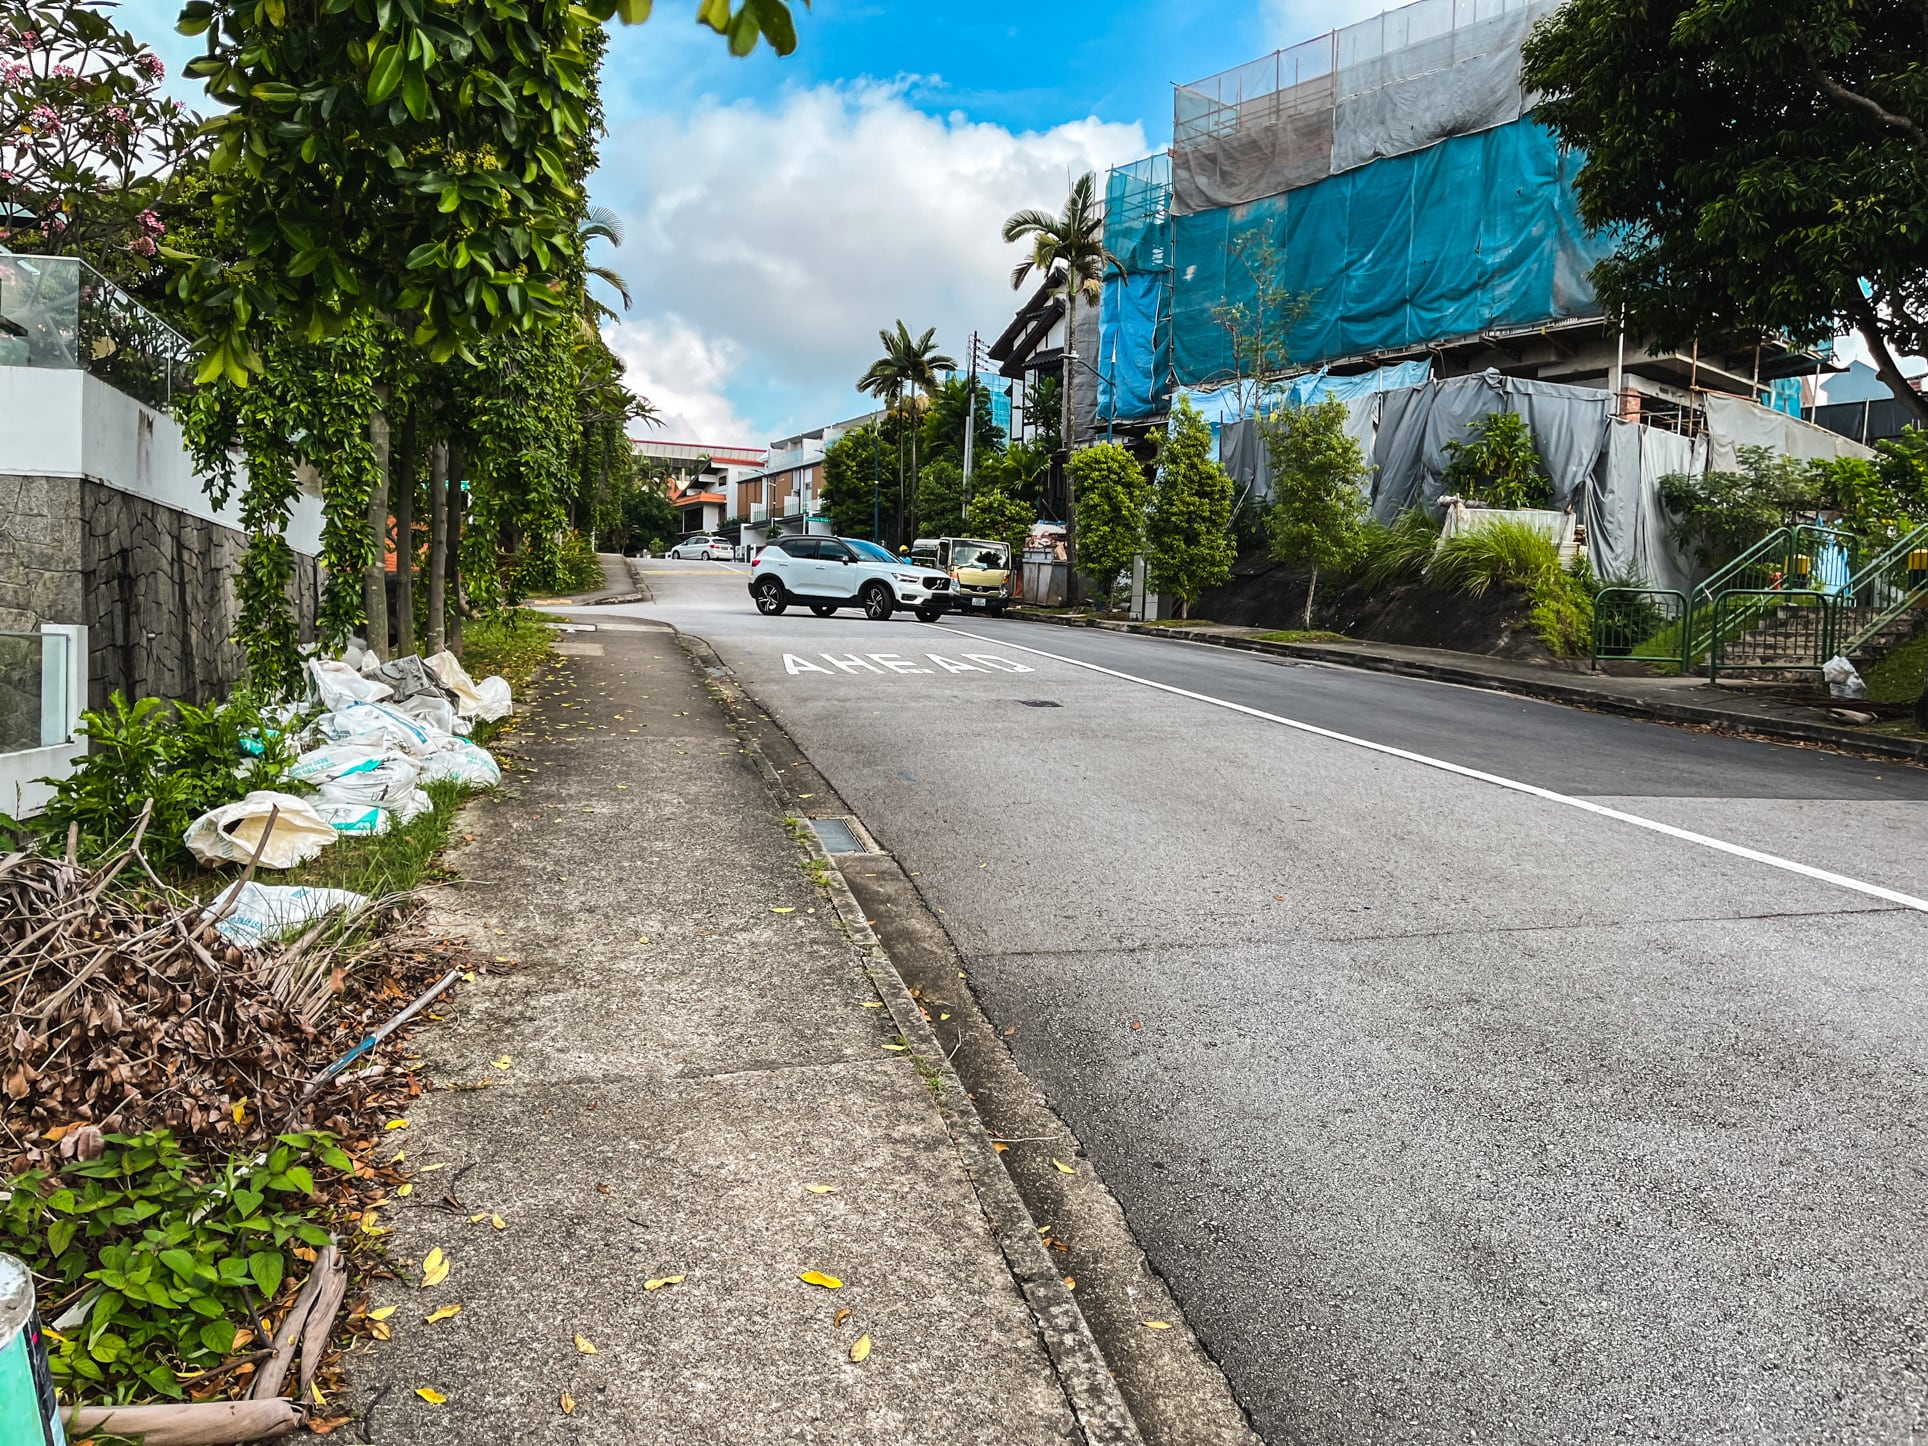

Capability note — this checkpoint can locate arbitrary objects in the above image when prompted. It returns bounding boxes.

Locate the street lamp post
[871,420,880,542]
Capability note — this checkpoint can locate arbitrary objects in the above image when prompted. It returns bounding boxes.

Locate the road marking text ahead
[783,653,1035,676]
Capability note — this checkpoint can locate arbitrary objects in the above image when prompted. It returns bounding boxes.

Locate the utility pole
[871,418,880,541]
[961,330,978,521]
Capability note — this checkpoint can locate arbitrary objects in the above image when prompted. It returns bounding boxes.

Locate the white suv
[748,536,953,621]
[668,536,732,560]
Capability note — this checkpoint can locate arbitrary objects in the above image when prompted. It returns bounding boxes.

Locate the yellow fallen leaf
[385,1119,409,1131]
[644,1274,685,1291]
[560,1392,576,1416]
[367,1306,398,1322]
[636,935,650,944]
[491,1214,506,1230]
[311,1383,326,1405]
[805,1184,838,1194]
[882,1044,907,1052]
[992,1142,1008,1153]
[416,1387,446,1405]
[575,1334,597,1354]
[1064,1275,1076,1291]
[421,1249,449,1288]
[463,970,477,981]
[861,1000,882,1008]
[771,906,796,914]
[470,1212,488,1223]
[833,1307,851,1328]
[416,1162,447,1172]
[1143,1320,1172,1330]
[232,1097,247,1124]
[397,1183,414,1197]
[368,1320,392,1341]
[491,1056,512,1070]
[850,1333,872,1363]
[798,1271,844,1290]
[1052,1158,1076,1175]
[425,1305,461,1323]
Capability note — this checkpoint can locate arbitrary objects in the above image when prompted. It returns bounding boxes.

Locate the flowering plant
[0,0,205,272]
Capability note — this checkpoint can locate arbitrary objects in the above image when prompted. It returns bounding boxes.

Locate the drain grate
[1018,699,1062,708]
[808,817,868,854]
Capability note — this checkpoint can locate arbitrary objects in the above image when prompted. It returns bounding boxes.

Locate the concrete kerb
[678,629,1148,1446]
[1007,610,1928,767]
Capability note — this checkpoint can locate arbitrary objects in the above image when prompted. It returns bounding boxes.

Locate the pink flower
[128,234,156,256]
[136,52,163,79]
[27,105,59,132]
[106,105,130,128]
[138,208,164,235]
[51,63,73,78]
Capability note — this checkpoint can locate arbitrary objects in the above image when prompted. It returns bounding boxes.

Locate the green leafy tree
[1263,399,1370,627]
[1025,375,1063,455]
[1146,396,1235,617]
[914,458,964,537]
[1068,442,1149,605]
[1521,0,1928,427]
[857,321,954,545]
[964,484,1036,562]
[920,375,1005,471]
[1210,233,1311,411]
[1441,412,1552,510]
[1657,445,1818,568]
[994,437,1053,511]
[618,476,679,553]
[821,422,885,539]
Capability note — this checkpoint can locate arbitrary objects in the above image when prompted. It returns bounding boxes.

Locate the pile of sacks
[184,645,513,885]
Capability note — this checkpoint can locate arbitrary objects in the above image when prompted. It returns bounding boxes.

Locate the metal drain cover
[808,817,868,854]
[1018,699,1062,708]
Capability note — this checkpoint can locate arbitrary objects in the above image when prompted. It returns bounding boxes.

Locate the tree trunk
[1847,293,1928,427]
[393,407,418,657]
[445,444,464,652]
[362,411,391,660]
[1304,565,1318,630]
[426,442,448,655]
[909,423,919,543]
[895,411,906,548]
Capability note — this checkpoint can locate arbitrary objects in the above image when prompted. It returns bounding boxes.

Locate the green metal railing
[1707,590,1839,682]
[1591,587,1690,670]
[1685,524,1857,667]
[1834,522,1928,656]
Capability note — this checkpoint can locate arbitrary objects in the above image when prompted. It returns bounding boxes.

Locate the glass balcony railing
[0,630,74,754]
[0,251,192,411]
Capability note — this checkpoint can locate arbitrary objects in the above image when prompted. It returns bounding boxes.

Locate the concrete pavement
[343,590,1137,1443]
[576,558,1928,1444]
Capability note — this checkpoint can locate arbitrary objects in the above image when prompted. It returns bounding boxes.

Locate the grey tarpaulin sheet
[1584,421,1699,594]
[1330,10,1535,174]
[1702,392,1875,471]
[1369,371,1611,520]
[1172,77,1336,215]
[1219,418,1275,505]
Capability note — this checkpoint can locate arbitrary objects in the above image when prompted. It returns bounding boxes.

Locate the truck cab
[909,536,1014,614]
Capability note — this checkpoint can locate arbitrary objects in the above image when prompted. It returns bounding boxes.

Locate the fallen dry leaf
[881,1044,907,1052]
[468,1212,488,1224]
[397,1183,414,1197]
[1052,1159,1076,1175]
[425,1305,461,1324]
[1143,1320,1173,1330]
[367,1306,398,1322]
[385,1119,409,1131]
[644,1274,684,1291]
[491,1056,512,1070]
[560,1392,576,1416]
[416,1387,446,1405]
[770,906,796,914]
[833,1308,851,1328]
[492,1214,506,1230]
[798,1271,844,1290]
[421,1249,449,1289]
[850,1334,872,1363]
[368,1320,392,1341]
[804,1184,838,1194]
[575,1334,597,1354]
[861,1001,883,1009]
[1064,1276,1076,1291]
[992,1143,1009,1153]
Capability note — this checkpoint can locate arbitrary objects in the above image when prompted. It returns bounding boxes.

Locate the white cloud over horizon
[591,79,1147,449]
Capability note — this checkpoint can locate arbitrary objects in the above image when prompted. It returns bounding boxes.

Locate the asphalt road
[583,558,1928,1444]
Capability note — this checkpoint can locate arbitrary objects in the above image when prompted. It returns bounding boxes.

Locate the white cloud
[589,80,1147,447]
[601,317,758,444]
[1262,0,1407,49]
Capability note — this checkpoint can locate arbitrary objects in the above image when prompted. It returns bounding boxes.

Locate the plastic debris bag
[308,657,393,711]
[309,802,392,836]
[184,791,337,870]
[311,701,443,757]
[291,745,423,807]
[418,738,501,788]
[374,654,454,705]
[1822,655,1867,700]
[425,650,513,721]
[387,786,434,825]
[213,882,368,945]
[390,691,468,738]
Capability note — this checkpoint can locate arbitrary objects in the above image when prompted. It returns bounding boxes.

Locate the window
[818,540,854,563]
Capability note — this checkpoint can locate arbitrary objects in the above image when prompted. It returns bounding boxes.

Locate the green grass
[1426,520,1561,597]
[461,608,554,702]
[1255,629,1350,644]
[283,778,466,898]
[1144,617,1218,627]
[1355,508,1441,591]
[1863,626,1928,705]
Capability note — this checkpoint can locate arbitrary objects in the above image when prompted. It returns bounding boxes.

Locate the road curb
[678,631,1148,1446]
[1006,610,1928,766]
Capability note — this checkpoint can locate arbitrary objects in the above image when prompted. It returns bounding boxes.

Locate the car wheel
[989,603,1007,616]
[915,606,942,623]
[861,582,894,621]
[809,603,838,617]
[754,578,788,615]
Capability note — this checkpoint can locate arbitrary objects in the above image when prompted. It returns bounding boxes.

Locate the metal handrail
[1686,523,1858,665]
[1835,521,1928,655]
[1707,589,1839,683]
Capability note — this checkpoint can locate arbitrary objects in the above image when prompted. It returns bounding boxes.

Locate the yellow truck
[909,536,1014,615]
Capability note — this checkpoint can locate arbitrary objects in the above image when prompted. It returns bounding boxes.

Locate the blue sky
[117,0,1391,444]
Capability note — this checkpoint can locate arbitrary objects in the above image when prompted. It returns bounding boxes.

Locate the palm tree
[1002,171,1115,464]
[858,321,955,544]
[579,205,634,325]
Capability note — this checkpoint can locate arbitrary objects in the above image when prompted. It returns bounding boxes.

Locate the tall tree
[856,321,954,545]
[1069,442,1149,607]
[820,422,886,539]
[1262,399,1370,628]
[1146,396,1235,618]
[1521,0,1928,425]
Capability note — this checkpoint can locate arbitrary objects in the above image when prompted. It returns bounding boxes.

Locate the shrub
[1425,518,1561,597]
[1355,507,1441,590]
[1658,445,1815,567]
[1262,399,1370,626]
[1441,412,1552,509]
[35,691,294,868]
[1070,442,1149,601]
[1528,556,1597,657]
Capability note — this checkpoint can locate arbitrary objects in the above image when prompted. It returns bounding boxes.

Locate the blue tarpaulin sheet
[1169,118,1613,383]
[1098,273,1170,422]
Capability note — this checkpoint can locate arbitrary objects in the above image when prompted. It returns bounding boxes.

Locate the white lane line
[941,626,1928,915]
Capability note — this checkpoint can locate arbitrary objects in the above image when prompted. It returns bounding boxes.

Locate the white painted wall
[0,367,324,554]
